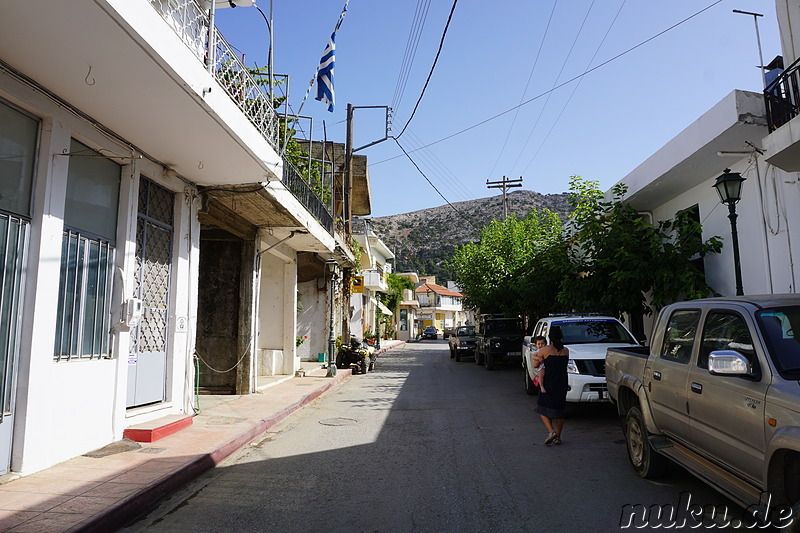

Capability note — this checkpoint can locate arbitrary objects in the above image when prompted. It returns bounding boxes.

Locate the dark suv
[476,317,525,370]
[422,326,438,340]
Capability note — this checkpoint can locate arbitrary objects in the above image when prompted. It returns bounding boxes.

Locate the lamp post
[713,169,746,296]
[326,260,339,377]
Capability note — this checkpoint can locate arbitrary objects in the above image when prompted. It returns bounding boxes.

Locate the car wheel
[625,406,667,479]
[475,349,483,365]
[485,351,496,370]
[524,366,536,396]
[450,346,455,359]
[455,351,461,362]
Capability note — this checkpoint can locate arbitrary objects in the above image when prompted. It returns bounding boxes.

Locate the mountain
[369,190,572,282]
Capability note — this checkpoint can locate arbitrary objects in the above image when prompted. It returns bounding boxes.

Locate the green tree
[450,209,568,320]
[380,272,415,313]
[558,176,722,318]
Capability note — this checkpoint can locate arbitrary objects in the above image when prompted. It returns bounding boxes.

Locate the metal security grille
[0,213,28,418]
[54,231,114,361]
[130,179,174,358]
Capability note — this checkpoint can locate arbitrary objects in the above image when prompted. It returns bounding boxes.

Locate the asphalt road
[122,340,740,532]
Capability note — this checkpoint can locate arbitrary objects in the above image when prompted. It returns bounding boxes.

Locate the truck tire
[625,406,667,479]
[485,351,495,370]
[455,350,462,362]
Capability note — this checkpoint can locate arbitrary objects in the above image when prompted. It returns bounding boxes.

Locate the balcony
[764,56,800,172]
[148,0,278,148]
[149,0,334,234]
[363,270,388,292]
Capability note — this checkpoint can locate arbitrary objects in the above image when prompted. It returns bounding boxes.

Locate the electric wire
[391,0,432,112]
[393,137,479,231]
[404,129,475,201]
[373,0,724,166]
[485,0,558,181]
[508,0,596,173]
[519,0,627,176]
[396,0,459,139]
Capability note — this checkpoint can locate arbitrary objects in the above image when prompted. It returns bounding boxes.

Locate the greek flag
[315,1,349,112]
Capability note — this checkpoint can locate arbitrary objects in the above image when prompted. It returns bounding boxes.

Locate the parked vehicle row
[441,294,800,526]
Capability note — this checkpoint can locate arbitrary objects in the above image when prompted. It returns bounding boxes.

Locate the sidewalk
[0,341,405,533]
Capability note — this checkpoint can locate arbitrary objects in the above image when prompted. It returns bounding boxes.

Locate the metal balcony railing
[283,162,334,233]
[148,0,279,148]
[765,56,800,131]
[148,0,335,234]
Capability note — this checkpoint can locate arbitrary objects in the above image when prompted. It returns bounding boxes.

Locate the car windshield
[485,320,523,334]
[424,327,436,332]
[756,306,800,379]
[553,319,636,344]
[457,326,475,336]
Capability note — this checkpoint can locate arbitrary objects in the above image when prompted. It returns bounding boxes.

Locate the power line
[372,0,724,166]
[392,137,480,231]
[520,0,627,176]
[391,0,432,112]
[486,0,558,181]
[508,0,597,173]
[396,0,459,139]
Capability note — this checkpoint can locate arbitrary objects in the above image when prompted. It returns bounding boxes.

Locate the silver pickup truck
[606,295,800,526]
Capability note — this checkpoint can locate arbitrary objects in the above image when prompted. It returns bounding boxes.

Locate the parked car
[422,326,438,340]
[525,314,639,401]
[475,316,525,370]
[449,325,477,361]
[606,295,800,525]
[443,326,456,339]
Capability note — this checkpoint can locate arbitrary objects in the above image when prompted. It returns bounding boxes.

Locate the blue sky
[215,1,780,218]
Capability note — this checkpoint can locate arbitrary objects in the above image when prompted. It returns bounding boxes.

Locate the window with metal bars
[54,232,115,361]
[54,140,120,361]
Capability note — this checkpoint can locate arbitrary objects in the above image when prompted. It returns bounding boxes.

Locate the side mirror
[708,350,752,376]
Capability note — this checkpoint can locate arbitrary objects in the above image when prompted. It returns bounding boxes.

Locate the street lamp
[326,260,339,377]
[713,169,746,296]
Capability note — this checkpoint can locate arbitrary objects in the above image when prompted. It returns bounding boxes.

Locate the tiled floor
[0,341,403,533]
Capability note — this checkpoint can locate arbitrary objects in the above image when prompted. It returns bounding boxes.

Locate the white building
[0,0,356,476]
[350,219,395,340]
[415,277,468,335]
[613,6,800,334]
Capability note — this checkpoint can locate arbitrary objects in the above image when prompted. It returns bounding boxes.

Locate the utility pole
[343,104,391,236]
[344,104,354,235]
[486,176,523,220]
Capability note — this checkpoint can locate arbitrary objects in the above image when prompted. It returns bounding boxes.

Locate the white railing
[148,0,279,149]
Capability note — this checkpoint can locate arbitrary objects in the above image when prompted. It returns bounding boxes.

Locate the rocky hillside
[369,190,571,282]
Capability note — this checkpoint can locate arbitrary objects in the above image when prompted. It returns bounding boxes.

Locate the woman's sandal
[544,432,558,445]
[553,436,562,445]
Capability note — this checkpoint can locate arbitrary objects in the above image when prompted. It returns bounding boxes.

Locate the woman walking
[533,325,569,445]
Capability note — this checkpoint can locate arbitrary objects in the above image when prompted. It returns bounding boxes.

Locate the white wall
[297,279,326,362]
[4,74,197,474]
[257,246,297,376]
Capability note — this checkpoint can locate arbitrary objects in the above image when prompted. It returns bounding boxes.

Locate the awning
[377,301,393,315]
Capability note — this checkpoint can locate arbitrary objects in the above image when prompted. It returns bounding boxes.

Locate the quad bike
[336,336,377,374]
